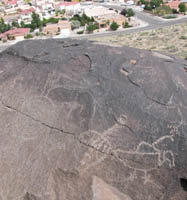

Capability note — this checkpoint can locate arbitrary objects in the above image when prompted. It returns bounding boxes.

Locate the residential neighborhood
[0,0,186,43]
[0,0,136,42]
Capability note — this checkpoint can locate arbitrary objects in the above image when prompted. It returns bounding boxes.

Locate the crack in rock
[5,50,51,64]
[0,98,115,159]
[126,75,167,106]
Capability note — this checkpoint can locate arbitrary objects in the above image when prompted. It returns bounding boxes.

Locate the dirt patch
[92,22,187,59]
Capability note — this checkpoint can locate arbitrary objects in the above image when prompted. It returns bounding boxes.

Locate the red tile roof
[166,0,180,9]
[20,8,34,15]
[8,0,18,5]
[57,1,79,7]
[0,28,30,37]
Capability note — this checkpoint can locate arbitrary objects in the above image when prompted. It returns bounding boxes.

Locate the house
[95,13,126,28]
[166,0,187,10]
[84,6,116,18]
[17,3,32,11]
[7,0,18,7]
[84,6,126,28]
[19,7,34,24]
[43,20,71,36]
[3,14,19,24]
[166,0,180,10]
[0,28,30,40]
[55,2,80,15]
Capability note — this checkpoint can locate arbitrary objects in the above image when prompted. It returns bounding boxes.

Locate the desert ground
[92,22,187,59]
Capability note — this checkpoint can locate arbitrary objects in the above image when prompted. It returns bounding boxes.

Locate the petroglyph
[0,39,186,200]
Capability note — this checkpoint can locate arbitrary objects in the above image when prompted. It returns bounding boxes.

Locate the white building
[84,6,116,18]
[55,2,80,15]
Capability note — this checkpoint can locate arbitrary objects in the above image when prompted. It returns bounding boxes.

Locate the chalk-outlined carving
[79,113,181,176]
[113,114,182,169]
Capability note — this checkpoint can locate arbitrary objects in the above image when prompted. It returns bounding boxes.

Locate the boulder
[0,39,186,200]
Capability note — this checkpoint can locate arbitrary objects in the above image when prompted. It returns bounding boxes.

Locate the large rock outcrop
[0,39,187,200]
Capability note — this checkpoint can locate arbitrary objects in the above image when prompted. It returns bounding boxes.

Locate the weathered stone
[0,39,186,200]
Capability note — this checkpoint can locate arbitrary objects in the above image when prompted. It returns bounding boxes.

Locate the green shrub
[24,33,33,39]
[35,32,44,36]
[123,21,132,28]
[77,30,84,34]
[87,23,98,33]
[110,21,119,31]
[71,20,81,30]
[61,17,67,20]
[163,14,177,19]
[154,5,172,16]
[172,8,178,14]
[48,17,59,24]
[127,8,135,17]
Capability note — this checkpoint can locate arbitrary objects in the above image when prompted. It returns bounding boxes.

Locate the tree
[127,8,135,17]
[150,0,163,9]
[12,21,19,28]
[121,9,127,16]
[20,21,25,28]
[121,8,135,17]
[31,12,42,31]
[172,8,178,14]
[0,18,12,33]
[138,0,149,5]
[179,3,186,13]
[70,14,94,26]
[110,21,119,31]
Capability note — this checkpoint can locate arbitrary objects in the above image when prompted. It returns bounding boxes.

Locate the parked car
[120,2,127,6]
[140,4,145,8]
[126,0,134,5]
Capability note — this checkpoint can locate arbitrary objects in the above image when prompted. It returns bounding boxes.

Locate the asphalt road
[0,5,187,51]
[69,4,187,39]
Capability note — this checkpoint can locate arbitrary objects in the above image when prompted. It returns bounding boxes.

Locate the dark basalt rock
[0,39,187,200]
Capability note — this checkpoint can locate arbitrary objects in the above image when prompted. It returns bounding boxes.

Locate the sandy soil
[92,22,187,59]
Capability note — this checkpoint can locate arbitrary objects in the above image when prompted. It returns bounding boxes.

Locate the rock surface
[0,39,187,200]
